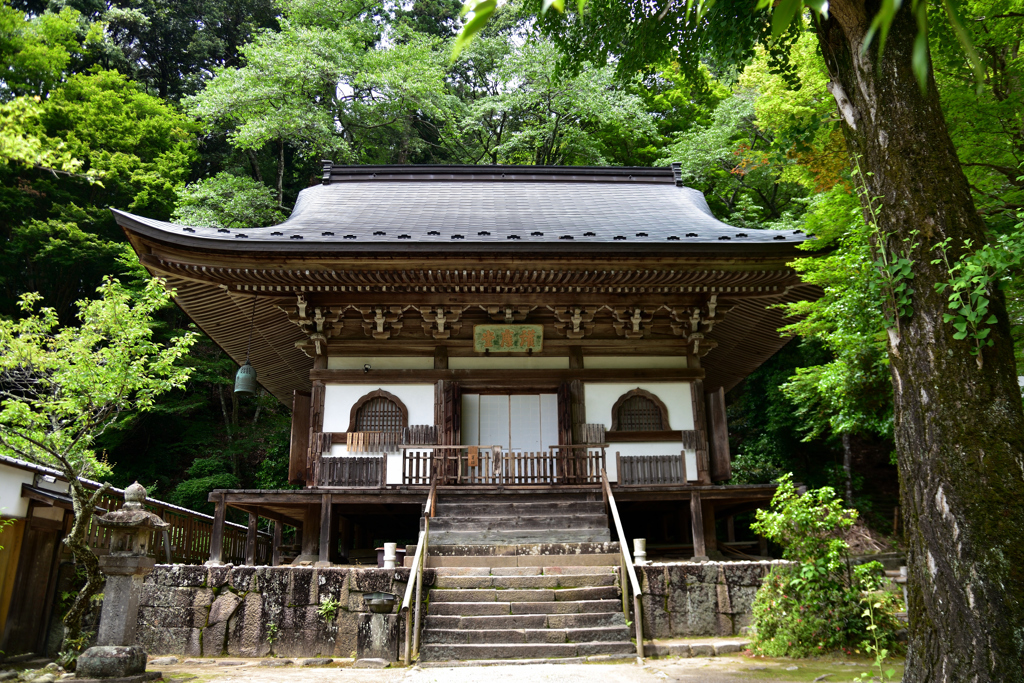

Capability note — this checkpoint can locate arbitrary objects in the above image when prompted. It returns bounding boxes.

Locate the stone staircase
[419,566,635,662]
[425,492,612,545]
[412,491,636,662]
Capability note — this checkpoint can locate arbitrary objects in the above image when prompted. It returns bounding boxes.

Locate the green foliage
[932,218,1024,364]
[317,596,341,622]
[750,475,904,657]
[172,172,283,228]
[170,473,240,513]
[0,277,196,478]
[457,39,656,165]
[779,186,893,442]
[0,1,95,100]
[42,70,199,217]
[727,340,836,486]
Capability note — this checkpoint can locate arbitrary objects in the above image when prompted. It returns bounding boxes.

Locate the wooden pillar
[705,387,732,481]
[702,499,718,555]
[568,346,584,370]
[726,515,735,543]
[301,503,320,558]
[317,494,333,566]
[338,516,353,562]
[289,391,312,486]
[759,535,769,557]
[690,491,707,560]
[208,493,226,565]
[245,512,258,566]
[306,354,328,486]
[434,345,448,370]
[690,380,712,485]
[271,521,283,566]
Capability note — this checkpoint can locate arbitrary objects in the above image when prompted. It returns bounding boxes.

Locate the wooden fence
[83,488,270,565]
[617,452,688,486]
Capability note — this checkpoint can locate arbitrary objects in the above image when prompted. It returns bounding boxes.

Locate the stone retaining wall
[138,565,429,659]
[138,561,791,658]
[637,561,794,638]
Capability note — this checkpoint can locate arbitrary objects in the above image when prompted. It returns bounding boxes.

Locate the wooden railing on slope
[402,477,437,665]
[601,469,644,660]
[85,488,270,565]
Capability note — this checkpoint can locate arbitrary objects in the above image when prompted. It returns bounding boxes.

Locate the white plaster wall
[585,383,696,484]
[584,356,688,369]
[0,462,34,518]
[449,356,568,370]
[327,357,433,370]
[583,382,693,430]
[322,384,434,485]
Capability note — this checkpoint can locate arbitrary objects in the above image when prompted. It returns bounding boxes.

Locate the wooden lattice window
[611,388,670,431]
[347,389,409,433]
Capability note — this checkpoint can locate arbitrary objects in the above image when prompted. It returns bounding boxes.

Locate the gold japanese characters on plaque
[473,324,544,353]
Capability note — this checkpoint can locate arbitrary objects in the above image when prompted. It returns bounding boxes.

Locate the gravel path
[154,657,801,683]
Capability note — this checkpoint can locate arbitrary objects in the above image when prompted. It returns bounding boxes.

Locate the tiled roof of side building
[112,164,808,250]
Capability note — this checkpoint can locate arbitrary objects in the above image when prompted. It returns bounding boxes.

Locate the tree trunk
[841,432,854,505]
[276,138,285,207]
[61,478,109,662]
[816,2,1024,679]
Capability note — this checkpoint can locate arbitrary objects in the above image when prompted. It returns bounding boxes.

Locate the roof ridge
[319,163,674,185]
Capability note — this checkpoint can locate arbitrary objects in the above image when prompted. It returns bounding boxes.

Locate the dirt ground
[154,655,902,683]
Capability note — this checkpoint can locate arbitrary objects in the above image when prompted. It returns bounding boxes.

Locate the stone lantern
[77,482,168,682]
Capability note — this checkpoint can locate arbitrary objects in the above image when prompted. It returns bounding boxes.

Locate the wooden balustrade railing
[316,455,385,487]
[401,445,607,485]
[617,452,689,486]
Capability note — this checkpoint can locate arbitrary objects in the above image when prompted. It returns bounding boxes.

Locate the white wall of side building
[584,381,697,483]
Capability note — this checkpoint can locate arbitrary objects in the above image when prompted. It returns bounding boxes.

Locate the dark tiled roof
[113,165,807,250]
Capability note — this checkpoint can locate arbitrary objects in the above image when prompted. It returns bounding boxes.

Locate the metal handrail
[601,469,644,661]
[402,477,438,665]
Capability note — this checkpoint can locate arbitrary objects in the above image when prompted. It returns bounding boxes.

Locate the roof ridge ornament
[671,162,684,187]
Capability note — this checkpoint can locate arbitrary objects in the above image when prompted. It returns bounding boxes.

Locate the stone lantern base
[75,646,162,682]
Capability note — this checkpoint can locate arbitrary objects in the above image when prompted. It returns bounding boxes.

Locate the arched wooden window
[347,390,409,433]
[611,388,670,431]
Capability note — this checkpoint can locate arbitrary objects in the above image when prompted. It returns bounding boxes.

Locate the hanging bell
[234,362,257,395]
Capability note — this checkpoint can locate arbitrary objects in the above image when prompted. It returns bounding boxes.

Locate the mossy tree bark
[816,1,1024,679]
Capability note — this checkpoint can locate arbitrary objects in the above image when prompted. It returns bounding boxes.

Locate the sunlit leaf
[453,0,497,60]
[771,0,803,40]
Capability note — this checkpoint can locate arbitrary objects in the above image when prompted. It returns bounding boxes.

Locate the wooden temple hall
[113,163,816,567]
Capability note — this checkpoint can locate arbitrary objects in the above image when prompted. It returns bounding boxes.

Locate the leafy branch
[931,225,1024,368]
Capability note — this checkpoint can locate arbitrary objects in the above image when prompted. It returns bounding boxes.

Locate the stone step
[429,530,612,545]
[433,502,606,517]
[432,566,617,577]
[429,586,619,603]
[427,599,621,616]
[416,542,620,557]
[419,641,636,661]
[422,625,631,645]
[435,573,617,589]
[418,553,621,569]
[424,611,626,630]
[426,514,609,532]
[434,493,602,505]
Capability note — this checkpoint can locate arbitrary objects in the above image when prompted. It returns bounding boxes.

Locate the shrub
[750,474,903,657]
